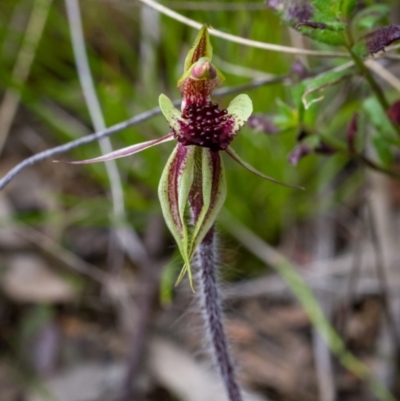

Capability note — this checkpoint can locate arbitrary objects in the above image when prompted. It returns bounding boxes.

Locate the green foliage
[299,68,354,109]
[352,4,390,31]
[267,0,347,45]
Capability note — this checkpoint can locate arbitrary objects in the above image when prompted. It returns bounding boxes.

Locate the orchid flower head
[60,25,300,290]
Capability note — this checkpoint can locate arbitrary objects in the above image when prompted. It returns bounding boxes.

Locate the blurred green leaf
[299,68,353,109]
[363,97,399,144]
[267,0,347,45]
[353,4,390,30]
[372,134,394,167]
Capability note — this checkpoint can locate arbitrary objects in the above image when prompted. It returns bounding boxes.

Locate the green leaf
[372,135,394,167]
[274,99,299,130]
[267,0,347,45]
[353,4,390,30]
[340,0,357,19]
[300,68,353,109]
[363,97,399,144]
[226,94,253,132]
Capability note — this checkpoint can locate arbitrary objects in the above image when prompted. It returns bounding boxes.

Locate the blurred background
[0,0,400,400]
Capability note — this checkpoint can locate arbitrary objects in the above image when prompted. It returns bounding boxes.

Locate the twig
[0,75,289,191]
[137,0,349,58]
[0,0,53,155]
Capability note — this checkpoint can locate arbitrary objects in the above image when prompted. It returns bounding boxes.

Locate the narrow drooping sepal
[158,144,195,289]
[225,146,303,189]
[56,134,174,164]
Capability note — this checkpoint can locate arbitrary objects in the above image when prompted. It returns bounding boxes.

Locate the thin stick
[365,59,400,93]
[138,0,349,58]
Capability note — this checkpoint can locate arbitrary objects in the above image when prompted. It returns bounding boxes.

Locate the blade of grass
[0,0,53,155]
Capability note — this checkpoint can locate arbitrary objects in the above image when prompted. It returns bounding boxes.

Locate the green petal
[184,25,213,73]
[159,94,182,132]
[227,94,253,133]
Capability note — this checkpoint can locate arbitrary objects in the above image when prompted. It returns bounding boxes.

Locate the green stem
[349,50,389,110]
[348,49,400,137]
[319,133,400,181]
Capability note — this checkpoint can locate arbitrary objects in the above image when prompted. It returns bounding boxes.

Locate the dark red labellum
[178,101,232,151]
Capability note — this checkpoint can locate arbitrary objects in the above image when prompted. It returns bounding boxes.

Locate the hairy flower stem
[197,229,243,401]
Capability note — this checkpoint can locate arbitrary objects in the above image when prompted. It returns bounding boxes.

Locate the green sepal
[158,144,196,290]
[299,68,354,109]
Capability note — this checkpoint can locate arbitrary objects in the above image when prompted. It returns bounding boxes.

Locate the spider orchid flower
[64,25,298,290]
